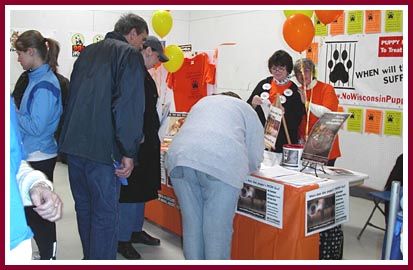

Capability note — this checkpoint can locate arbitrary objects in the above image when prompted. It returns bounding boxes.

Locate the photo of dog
[237,184,267,219]
[307,194,336,232]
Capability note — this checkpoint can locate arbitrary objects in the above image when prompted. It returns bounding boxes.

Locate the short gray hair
[114,13,148,36]
[293,58,316,79]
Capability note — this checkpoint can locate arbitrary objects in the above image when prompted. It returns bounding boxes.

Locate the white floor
[50,161,386,261]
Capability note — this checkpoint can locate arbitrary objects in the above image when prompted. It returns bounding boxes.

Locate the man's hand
[115,156,134,178]
[30,184,62,222]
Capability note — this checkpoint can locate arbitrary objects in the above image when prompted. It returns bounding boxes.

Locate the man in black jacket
[59,13,148,260]
[117,35,169,260]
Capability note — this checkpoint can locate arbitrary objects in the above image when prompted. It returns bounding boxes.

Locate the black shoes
[117,231,160,259]
[117,241,141,260]
[130,231,161,246]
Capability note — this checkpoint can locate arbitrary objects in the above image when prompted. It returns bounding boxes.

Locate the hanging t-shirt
[167,52,216,112]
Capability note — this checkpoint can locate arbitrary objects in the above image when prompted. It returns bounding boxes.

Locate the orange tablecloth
[145,183,183,237]
[145,175,320,260]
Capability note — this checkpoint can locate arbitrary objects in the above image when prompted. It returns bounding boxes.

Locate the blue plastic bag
[111,155,128,186]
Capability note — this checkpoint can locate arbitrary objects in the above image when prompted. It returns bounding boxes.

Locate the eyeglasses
[295,69,312,77]
[271,66,287,72]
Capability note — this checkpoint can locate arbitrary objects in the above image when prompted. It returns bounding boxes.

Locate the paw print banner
[318,33,403,110]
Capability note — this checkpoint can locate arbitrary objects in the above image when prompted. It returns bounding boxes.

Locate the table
[144,166,367,259]
[301,166,367,187]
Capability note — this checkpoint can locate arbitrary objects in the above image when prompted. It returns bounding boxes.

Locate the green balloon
[284,10,314,19]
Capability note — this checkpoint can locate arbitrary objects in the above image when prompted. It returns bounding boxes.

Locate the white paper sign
[236,175,284,229]
[305,181,349,236]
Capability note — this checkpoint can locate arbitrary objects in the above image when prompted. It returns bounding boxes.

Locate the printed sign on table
[236,176,284,229]
[305,181,349,236]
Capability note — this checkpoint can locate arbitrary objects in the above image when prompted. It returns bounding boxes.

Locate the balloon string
[305,86,314,141]
[303,23,317,141]
[299,57,308,111]
[299,56,313,141]
[299,58,307,139]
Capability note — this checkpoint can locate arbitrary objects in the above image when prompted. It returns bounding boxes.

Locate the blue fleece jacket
[16,63,62,157]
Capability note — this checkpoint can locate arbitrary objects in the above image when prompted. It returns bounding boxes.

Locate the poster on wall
[70,32,86,57]
[383,110,402,136]
[305,181,349,236]
[236,175,284,229]
[10,30,20,52]
[68,31,104,58]
[318,33,403,110]
[346,108,363,132]
[10,28,57,52]
[364,109,383,134]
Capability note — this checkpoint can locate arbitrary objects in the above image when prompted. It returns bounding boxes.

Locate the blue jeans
[118,202,145,241]
[67,155,120,260]
[169,166,240,260]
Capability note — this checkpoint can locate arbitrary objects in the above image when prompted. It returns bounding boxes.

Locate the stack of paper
[257,165,326,187]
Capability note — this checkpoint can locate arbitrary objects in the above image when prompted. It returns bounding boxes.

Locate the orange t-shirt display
[167,53,216,112]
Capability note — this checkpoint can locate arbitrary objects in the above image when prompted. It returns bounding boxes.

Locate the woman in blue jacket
[14,30,62,260]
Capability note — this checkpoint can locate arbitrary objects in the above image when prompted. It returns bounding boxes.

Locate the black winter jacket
[120,70,161,202]
[59,31,146,165]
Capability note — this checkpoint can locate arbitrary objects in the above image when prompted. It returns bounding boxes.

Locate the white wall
[189,10,299,100]
[9,8,405,190]
[9,9,190,88]
[186,9,404,191]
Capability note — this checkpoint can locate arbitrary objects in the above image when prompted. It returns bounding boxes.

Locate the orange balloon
[282,14,315,53]
[315,10,343,25]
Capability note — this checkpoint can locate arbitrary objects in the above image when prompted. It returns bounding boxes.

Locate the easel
[300,159,327,177]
